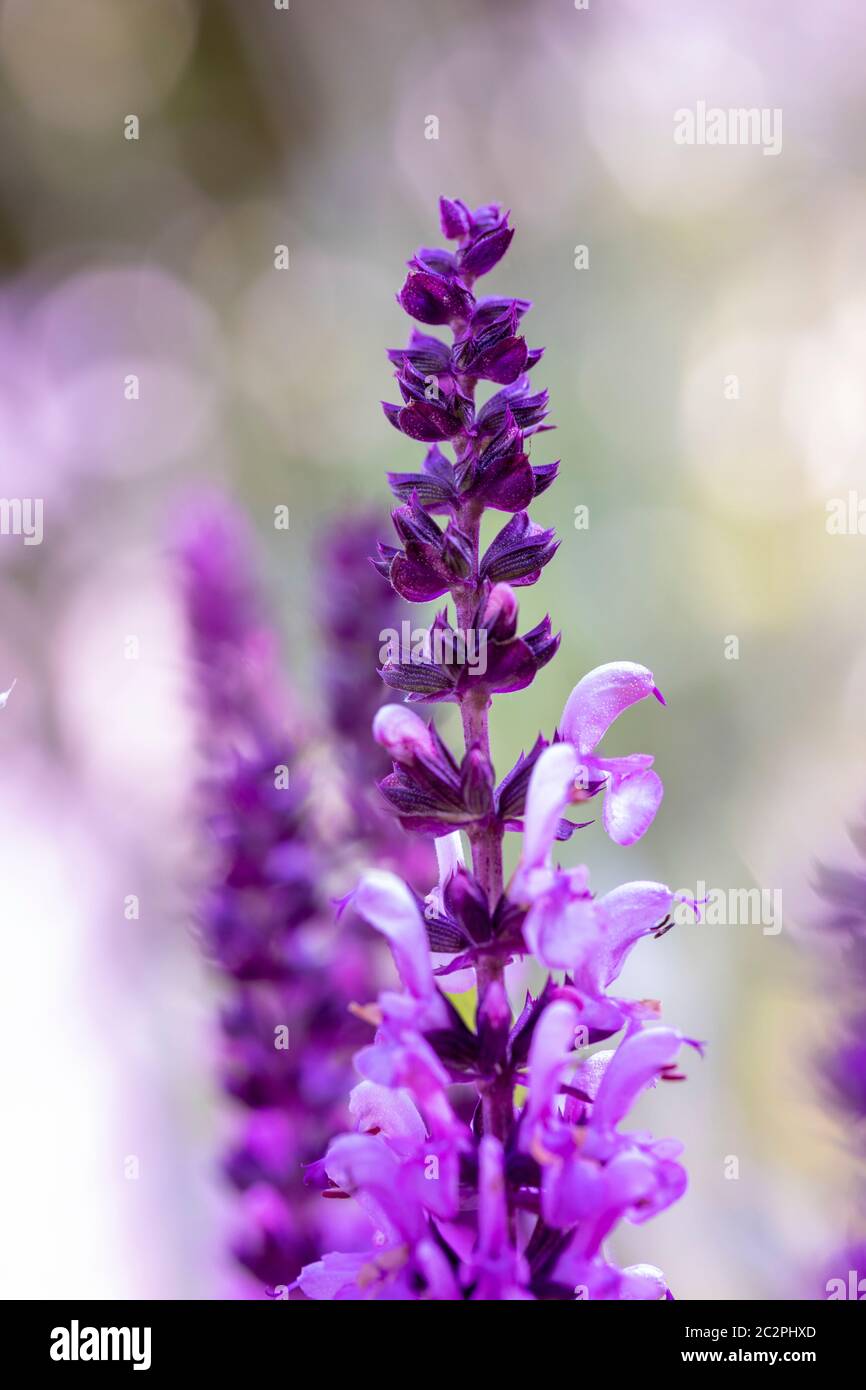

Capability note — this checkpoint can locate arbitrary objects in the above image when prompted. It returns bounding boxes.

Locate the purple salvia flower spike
[300,200,698,1300]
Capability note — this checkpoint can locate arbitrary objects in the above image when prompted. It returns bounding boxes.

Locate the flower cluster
[298,199,700,1300]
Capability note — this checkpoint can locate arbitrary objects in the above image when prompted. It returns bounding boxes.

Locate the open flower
[511,743,671,972]
[558,662,665,846]
[520,1006,696,1252]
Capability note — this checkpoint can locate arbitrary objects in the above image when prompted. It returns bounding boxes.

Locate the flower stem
[455,511,511,1144]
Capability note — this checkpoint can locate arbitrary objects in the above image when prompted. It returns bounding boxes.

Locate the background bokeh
[1,0,865,1298]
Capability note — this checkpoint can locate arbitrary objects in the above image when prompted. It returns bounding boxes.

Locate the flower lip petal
[348,1080,427,1151]
[591,1027,684,1131]
[512,743,579,895]
[594,880,673,985]
[601,768,664,847]
[523,998,580,1130]
[434,830,465,885]
[558,662,662,755]
[352,869,434,999]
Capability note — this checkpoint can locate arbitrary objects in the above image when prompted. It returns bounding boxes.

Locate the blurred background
[1,0,865,1299]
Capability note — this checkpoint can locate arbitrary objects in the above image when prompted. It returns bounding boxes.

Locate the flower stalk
[297,198,700,1301]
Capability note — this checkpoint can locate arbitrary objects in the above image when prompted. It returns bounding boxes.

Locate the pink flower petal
[594,880,672,985]
[512,743,578,895]
[353,869,434,998]
[523,999,579,1132]
[348,1080,427,1152]
[591,1028,684,1130]
[601,767,663,846]
[558,662,662,754]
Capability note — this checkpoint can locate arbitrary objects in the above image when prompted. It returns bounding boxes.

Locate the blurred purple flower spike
[176,493,421,1294]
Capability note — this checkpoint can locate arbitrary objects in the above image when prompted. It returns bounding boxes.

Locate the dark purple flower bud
[391,398,464,443]
[521,615,561,670]
[387,330,452,377]
[477,464,535,514]
[478,336,528,385]
[423,996,484,1077]
[531,460,560,497]
[478,979,512,1071]
[379,599,554,705]
[387,362,472,442]
[391,494,442,548]
[440,524,475,577]
[475,379,550,438]
[398,270,474,326]
[480,511,559,586]
[505,979,560,1070]
[379,656,456,699]
[387,444,458,512]
[461,743,495,817]
[377,767,474,835]
[494,735,550,823]
[467,203,506,231]
[384,497,474,602]
[455,303,528,385]
[376,722,474,834]
[411,246,460,277]
[473,295,532,326]
[461,409,535,512]
[442,867,493,945]
[459,214,514,278]
[480,583,519,642]
[439,196,472,240]
[376,726,498,836]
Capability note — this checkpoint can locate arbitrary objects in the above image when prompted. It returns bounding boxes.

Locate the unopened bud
[372,704,436,763]
[460,744,495,815]
[478,979,511,1068]
[482,583,518,641]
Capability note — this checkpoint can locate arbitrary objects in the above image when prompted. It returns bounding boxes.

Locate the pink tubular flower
[558,661,666,846]
[521,1008,697,1264]
[511,743,671,977]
